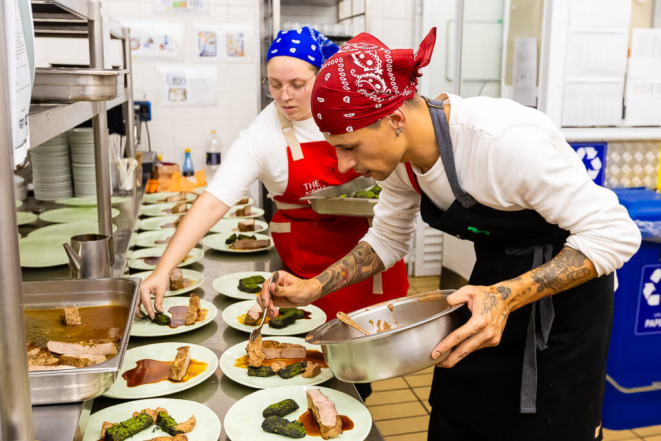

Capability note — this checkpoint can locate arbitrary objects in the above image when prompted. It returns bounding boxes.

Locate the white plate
[203,232,273,253]
[219,337,333,389]
[55,196,128,206]
[209,218,269,234]
[134,229,176,248]
[16,211,37,225]
[127,246,204,270]
[140,202,192,217]
[39,207,120,223]
[15,200,22,208]
[193,186,207,195]
[222,300,327,336]
[28,221,118,237]
[234,197,254,206]
[212,271,273,300]
[224,385,372,441]
[19,235,70,268]
[225,205,265,219]
[131,297,217,337]
[138,215,182,231]
[143,192,197,204]
[130,269,205,297]
[83,398,221,441]
[104,342,219,399]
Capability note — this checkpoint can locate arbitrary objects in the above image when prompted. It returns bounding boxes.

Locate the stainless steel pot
[306,290,466,383]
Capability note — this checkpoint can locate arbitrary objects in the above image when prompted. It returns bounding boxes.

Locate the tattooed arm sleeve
[492,247,597,313]
[314,241,386,297]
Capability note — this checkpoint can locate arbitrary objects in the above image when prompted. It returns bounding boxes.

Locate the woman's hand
[431,284,511,368]
[138,269,170,319]
[258,270,323,316]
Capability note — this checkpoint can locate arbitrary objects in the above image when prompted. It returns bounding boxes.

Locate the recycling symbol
[576,147,602,181]
[643,268,661,307]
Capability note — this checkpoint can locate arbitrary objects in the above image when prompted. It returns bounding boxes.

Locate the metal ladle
[337,311,370,336]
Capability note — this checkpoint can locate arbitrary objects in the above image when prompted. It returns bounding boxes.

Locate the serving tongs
[250,271,279,344]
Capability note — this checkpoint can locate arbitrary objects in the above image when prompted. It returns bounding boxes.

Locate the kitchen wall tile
[217,65,231,92]
[138,3,154,18]
[130,63,144,91]
[141,119,174,150]
[229,64,259,92]
[203,93,232,120]
[173,119,205,150]
[210,4,229,20]
[370,19,384,39]
[228,5,257,24]
[370,0,384,18]
[229,0,256,6]
[103,1,138,20]
[215,120,233,155]
[171,107,203,121]
[150,105,174,121]
[383,0,405,19]
[230,91,258,120]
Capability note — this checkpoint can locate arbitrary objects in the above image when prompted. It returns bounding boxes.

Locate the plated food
[235,196,254,206]
[209,218,269,234]
[140,202,192,217]
[131,269,204,297]
[39,207,120,224]
[220,337,333,389]
[132,294,217,337]
[104,342,218,399]
[139,215,183,231]
[127,247,204,271]
[224,385,371,441]
[26,304,127,371]
[19,235,71,268]
[143,192,197,205]
[212,271,273,300]
[82,398,221,441]
[222,300,326,336]
[202,232,273,253]
[225,204,266,219]
[134,229,177,248]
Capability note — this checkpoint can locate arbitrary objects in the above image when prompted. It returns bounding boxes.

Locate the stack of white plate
[31,132,73,201]
[69,128,96,196]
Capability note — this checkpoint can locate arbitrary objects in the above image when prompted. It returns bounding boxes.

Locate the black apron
[412,97,614,441]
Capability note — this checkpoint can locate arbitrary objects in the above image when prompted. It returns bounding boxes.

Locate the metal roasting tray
[300,176,379,217]
[25,277,140,405]
[31,68,127,102]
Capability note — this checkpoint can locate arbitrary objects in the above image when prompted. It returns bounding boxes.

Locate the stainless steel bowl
[306,290,466,383]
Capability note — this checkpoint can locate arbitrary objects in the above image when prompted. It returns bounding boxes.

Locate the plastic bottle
[205,130,221,181]
[182,148,195,177]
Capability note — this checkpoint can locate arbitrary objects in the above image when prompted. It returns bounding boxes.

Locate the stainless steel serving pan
[25,277,140,405]
[32,68,127,102]
[300,176,379,217]
[306,290,466,383]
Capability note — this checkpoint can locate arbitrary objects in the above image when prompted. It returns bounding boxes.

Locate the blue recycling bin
[570,142,607,186]
[603,188,661,430]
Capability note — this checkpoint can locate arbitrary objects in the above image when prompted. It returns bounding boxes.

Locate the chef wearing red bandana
[262,28,641,441]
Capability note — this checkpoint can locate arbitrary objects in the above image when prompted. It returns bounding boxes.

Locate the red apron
[270,111,408,320]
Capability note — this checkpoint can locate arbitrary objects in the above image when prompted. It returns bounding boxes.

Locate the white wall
[369,0,416,49]
[33,0,262,185]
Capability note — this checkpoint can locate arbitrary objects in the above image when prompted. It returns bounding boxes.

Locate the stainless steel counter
[24,189,384,441]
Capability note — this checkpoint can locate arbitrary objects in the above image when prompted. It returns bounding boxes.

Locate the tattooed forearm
[495,286,511,301]
[315,241,385,296]
[481,291,498,314]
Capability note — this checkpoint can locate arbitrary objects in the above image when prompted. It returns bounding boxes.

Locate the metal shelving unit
[0,1,136,438]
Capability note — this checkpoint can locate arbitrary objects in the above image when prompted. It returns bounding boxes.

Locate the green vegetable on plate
[263,399,300,418]
[261,415,306,439]
[104,413,153,441]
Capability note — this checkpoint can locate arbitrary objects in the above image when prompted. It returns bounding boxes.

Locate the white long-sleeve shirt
[362,94,641,277]
[206,102,325,206]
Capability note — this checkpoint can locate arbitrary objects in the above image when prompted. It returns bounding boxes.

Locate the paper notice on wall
[122,21,183,61]
[512,38,537,107]
[155,0,209,14]
[4,0,31,167]
[155,65,217,107]
[192,23,254,62]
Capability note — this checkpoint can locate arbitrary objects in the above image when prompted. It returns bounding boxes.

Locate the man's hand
[138,269,170,319]
[432,285,511,368]
[257,270,323,317]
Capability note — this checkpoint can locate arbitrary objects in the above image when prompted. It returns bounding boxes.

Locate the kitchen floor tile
[603,428,640,440]
[422,400,432,413]
[375,415,430,436]
[365,389,417,406]
[372,377,409,391]
[410,366,435,376]
[644,436,661,441]
[404,374,434,388]
[385,431,428,441]
[635,426,661,437]
[368,401,427,421]
[413,386,431,401]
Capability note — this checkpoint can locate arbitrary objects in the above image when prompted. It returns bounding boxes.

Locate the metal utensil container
[306,290,465,383]
[25,277,140,405]
[300,176,379,217]
[32,68,127,102]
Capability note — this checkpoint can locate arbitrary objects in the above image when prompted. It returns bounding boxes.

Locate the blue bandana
[266,27,339,69]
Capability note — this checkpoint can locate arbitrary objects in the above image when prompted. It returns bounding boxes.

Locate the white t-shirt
[363,94,642,277]
[206,102,326,206]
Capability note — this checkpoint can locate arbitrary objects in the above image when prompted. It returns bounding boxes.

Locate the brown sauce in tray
[298,409,354,436]
[167,306,208,328]
[122,358,208,387]
[237,310,311,326]
[25,305,127,347]
[234,349,328,369]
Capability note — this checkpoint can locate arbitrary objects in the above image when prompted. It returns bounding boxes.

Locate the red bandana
[311,28,437,136]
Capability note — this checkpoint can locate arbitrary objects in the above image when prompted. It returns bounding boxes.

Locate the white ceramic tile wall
[371,0,415,48]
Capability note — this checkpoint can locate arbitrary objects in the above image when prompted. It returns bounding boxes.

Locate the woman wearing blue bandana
[139,27,410,361]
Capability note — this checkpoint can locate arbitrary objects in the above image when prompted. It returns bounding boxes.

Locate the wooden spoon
[337,311,370,336]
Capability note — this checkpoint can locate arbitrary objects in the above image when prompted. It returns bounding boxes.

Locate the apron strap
[505,244,555,414]
[405,163,422,195]
[276,108,304,161]
[422,96,477,209]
